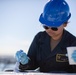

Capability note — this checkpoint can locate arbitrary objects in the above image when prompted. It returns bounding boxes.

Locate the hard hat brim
[39,13,71,27]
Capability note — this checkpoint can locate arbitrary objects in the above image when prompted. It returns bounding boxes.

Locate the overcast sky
[0,0,76,56]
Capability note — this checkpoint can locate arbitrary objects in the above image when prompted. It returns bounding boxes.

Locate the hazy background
[0,0,76,56]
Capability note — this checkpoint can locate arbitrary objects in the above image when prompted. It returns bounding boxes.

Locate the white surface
[67,47,76,65]
[0,72,76,75]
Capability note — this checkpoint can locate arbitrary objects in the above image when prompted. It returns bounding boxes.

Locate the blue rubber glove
[71,50,76,62]
[15,50,29,65]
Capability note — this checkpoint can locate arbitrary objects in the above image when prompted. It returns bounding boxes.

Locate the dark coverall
[19,29,76,73]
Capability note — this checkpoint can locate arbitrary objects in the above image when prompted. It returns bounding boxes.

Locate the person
[14,0,76,73]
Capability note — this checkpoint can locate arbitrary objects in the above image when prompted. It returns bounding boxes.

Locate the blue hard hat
[39,0,71,27]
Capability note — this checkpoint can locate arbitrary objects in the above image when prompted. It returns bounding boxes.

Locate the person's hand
[15,50,29,65]
[71,50,76,62]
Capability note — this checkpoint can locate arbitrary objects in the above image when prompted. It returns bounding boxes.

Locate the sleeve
[19,32,43,71]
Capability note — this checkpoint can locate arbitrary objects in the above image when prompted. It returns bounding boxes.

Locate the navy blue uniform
[19,29,76,73]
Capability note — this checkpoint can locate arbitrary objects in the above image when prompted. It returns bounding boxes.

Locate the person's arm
[19,32,43,71]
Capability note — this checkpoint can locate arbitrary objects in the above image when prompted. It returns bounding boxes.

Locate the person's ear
[63,22,69,27]
[63,23,67,27]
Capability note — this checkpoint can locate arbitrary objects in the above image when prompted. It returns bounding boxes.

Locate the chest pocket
[56,54,68,62]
